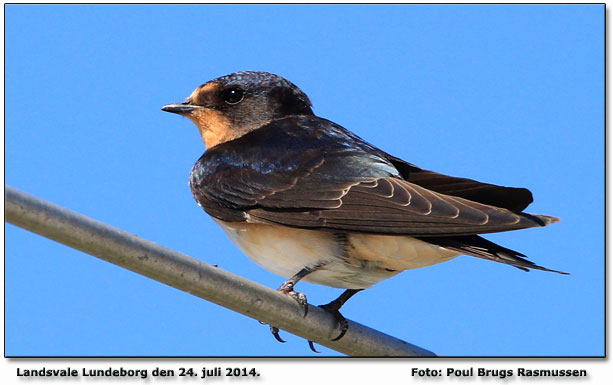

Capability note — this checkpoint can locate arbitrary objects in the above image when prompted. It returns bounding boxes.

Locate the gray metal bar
[5,185,436,357]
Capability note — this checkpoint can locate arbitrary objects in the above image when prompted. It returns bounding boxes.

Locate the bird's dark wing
[190,115,557,236]
[383,154,534,212]
[247,176,557,236]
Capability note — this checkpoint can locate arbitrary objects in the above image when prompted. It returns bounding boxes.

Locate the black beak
[161,102,201,114]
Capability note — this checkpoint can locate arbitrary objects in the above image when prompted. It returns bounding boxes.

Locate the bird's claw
[270,326,286,343]
[308,340,320,353]
[288,291,308,317]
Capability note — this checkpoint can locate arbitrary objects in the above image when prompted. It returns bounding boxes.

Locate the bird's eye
[222,88,245,105]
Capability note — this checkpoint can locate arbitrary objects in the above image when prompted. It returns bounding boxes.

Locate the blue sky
[5,4,603,357]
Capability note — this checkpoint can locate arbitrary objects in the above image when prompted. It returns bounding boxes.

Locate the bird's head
[162,71,313,148]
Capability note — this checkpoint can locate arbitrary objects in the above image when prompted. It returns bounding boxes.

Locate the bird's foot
[319,302,350,341]
[276,279,309,317]
[305,304,349,353]
[268,278,309,344]
[306,289,362,352]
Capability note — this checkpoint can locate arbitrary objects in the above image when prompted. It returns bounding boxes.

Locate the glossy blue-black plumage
[190,115,398,216]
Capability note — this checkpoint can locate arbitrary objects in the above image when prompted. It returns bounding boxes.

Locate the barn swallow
[162,71,564,350]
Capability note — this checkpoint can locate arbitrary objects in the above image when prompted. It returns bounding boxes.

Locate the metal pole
[5,185,436,357]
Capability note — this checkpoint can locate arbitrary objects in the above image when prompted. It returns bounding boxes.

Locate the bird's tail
[421,234,568,274]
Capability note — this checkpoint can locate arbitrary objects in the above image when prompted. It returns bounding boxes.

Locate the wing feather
[244,176,550,236]
[190,115,557,236]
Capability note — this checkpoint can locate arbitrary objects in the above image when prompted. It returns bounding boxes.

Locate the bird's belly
[214,219,460,289]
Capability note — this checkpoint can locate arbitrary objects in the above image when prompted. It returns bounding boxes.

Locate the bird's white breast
[214,219,460,289]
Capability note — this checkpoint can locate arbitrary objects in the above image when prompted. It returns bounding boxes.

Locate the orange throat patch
[186,108,235,149]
